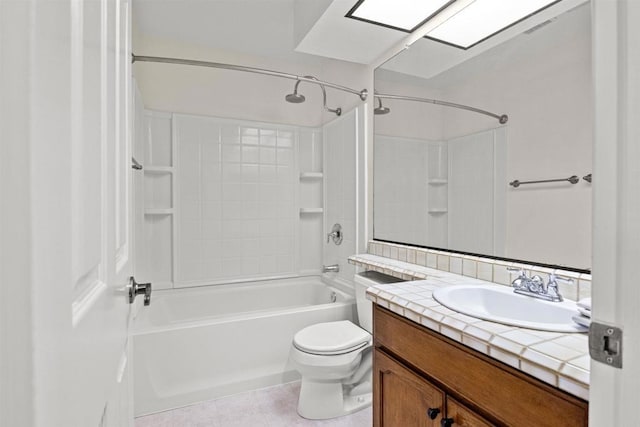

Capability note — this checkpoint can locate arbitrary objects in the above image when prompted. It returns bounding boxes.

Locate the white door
[0,0,138,425]
[590,0,640,424]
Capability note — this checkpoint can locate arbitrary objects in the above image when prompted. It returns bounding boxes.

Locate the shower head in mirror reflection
[374,96,391,115]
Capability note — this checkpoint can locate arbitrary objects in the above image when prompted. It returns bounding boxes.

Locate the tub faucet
[323,264,340,273]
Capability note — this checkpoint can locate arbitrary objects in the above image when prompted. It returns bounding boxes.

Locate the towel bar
[509,175,579,188]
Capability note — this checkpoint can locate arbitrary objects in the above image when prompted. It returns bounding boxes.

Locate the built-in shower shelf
[144,165,174,173]
[428,209,448,214]
[299,172,323,180]
[428,178,448,185]
[299,208,324,214]
[145,208,174,215]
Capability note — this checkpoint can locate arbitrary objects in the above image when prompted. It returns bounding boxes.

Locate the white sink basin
[432,285,587,333]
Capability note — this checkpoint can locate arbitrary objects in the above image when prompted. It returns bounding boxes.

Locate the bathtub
[132,275,356,416]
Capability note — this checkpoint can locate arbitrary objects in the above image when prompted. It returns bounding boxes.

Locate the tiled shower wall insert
[175,114,312,286]
[355,241,591,302]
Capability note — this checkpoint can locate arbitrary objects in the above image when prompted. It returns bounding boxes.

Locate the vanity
[374,306,588,427]
[350,252,591,427]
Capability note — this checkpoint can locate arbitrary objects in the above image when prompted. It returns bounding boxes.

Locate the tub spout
[322,264,340,273]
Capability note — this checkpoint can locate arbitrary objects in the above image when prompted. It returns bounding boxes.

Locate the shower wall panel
[323,109,360,283]
[174,115,301,286]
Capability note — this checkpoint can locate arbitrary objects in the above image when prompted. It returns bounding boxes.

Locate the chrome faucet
[545,272,573,302]
[507,267,572,302]
[327,223,343,245]
[323,264,340,273]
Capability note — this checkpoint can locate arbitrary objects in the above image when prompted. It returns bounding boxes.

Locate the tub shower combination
[133,276,355,416]
[132,55,367,418]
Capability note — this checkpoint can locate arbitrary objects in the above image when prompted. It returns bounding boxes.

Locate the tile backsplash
[366,241,591,302]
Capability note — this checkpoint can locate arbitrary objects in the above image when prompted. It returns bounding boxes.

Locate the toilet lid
[293,320,372,355]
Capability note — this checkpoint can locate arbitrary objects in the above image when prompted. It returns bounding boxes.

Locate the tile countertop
[349,254,590,401]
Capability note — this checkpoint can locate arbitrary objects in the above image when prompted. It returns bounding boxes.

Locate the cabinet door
[374,349,445,427]
[445,397,495,427]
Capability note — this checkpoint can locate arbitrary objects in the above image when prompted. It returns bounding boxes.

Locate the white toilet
[289,272,399,420]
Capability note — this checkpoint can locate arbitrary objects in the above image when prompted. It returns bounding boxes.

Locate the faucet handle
[507,266,528,279]
[327,223,343,245]
[549,272,574,284]
[545,273,572,302]
[507,267,527,288]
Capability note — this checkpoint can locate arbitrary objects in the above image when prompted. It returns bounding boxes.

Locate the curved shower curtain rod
[375,92,508,124]
[132,54,369,102]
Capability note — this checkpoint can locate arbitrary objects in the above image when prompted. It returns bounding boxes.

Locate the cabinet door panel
[374,349,445,427]
[447,397,494,427]
[374,306,588,427]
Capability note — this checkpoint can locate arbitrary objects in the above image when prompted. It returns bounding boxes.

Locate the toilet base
[297,378,372,420]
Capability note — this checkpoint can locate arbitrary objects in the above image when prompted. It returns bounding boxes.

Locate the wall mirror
[373,1,592,271]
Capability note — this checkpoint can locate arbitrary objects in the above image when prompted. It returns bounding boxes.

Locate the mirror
[373,2,592,271]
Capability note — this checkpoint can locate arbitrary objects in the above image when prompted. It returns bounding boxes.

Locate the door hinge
[589,322,622,368]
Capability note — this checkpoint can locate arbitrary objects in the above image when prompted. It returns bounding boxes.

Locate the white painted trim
[0,3,35,425]
[170,112,178,286]
[590,0,640,424]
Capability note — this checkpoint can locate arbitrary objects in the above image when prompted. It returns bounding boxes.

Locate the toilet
[289,271,401,420]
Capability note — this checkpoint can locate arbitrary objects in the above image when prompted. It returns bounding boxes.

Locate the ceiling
[133,0,588,79]
[132,0,405,65]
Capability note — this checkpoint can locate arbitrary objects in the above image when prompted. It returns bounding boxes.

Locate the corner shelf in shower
[299,208,324,214]
[144,165,174,174]
[428,208,448,214]
[299,172,323,180]
[145,208,174,215]
[428,178,448,185]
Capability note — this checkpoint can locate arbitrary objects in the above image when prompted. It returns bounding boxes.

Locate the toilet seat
[293,320,371,355]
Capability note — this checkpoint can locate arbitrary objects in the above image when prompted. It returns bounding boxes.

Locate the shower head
[285,80,306,103]
[374,97,390,115]
[285,76,342,116]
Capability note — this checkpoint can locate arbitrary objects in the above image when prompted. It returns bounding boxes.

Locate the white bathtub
[132,276,356,416]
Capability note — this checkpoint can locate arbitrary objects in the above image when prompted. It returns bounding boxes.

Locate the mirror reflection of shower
[374,92,508,123]
[374,96,390,115]
[286,76,342,116]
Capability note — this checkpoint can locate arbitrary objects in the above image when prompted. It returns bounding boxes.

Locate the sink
[432,284,587,333]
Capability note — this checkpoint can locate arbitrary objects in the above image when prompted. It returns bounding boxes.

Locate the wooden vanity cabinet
[375,349,492,427]
[373,306,589,427]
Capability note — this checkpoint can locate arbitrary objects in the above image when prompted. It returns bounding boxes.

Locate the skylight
[346,0,455,32]
[346,0,562,50]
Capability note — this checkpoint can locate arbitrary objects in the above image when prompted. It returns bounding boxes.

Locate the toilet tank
[354,271,404,333]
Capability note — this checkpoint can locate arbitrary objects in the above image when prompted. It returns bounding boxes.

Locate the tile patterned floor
[135,382,372,427]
